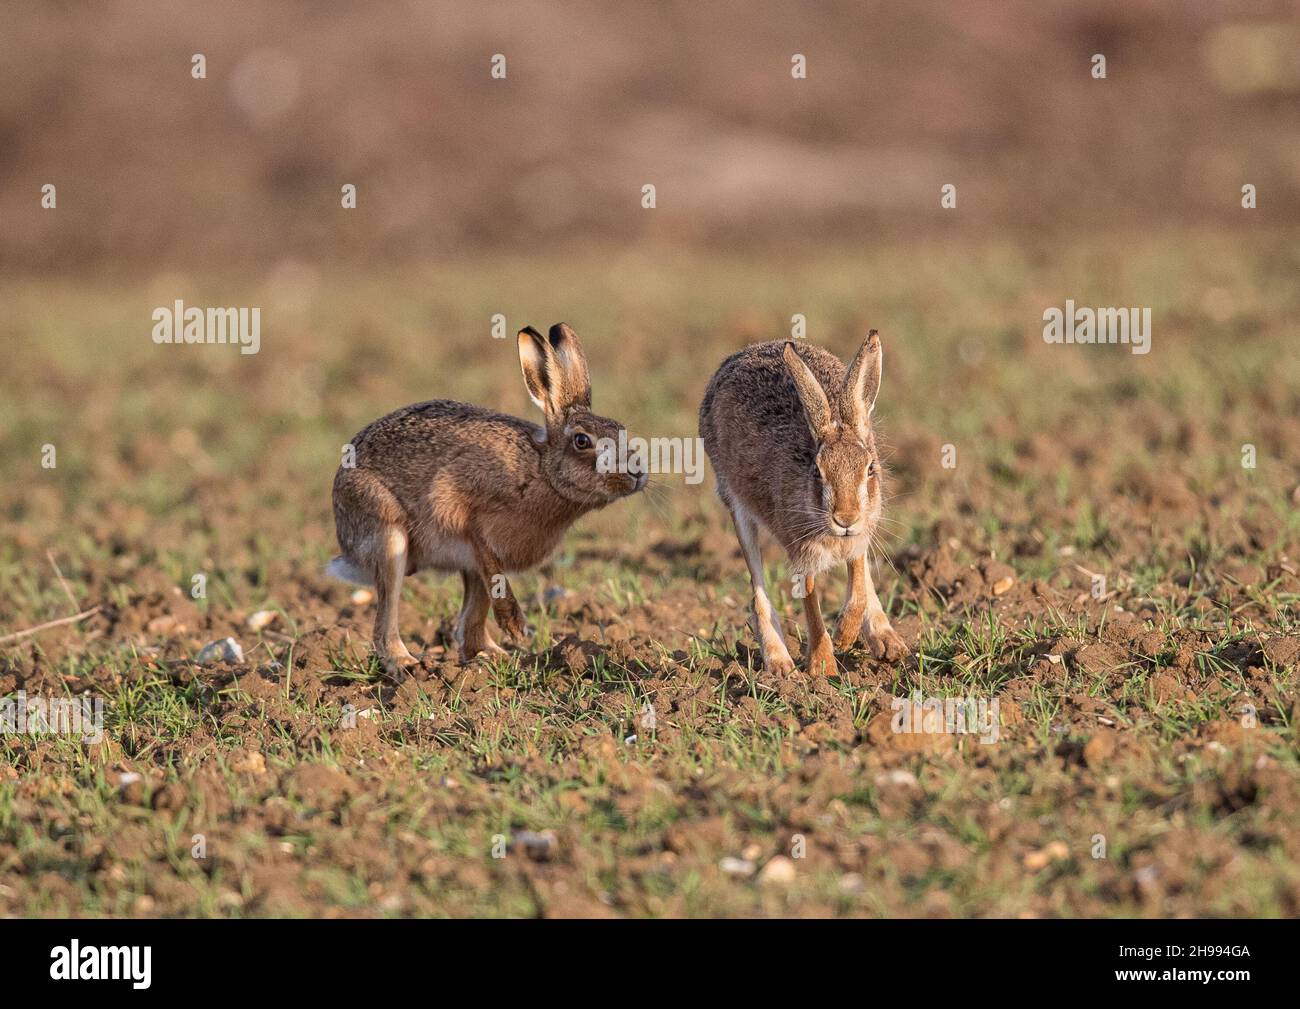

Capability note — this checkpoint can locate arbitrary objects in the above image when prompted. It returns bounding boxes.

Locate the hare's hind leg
[801,575,837,675]
[334,470,416,672]
[374,526,418,672]
[456,570,508,662]
[729,505,795,676]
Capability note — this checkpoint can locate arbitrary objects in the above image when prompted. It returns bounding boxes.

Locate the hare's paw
[377,639,419,675]
[806,637,838,676]
[834,615,865,652]
[460,639,509,663]
[867,625,909,663]
[493,599,533,642]
[761,639,797,677]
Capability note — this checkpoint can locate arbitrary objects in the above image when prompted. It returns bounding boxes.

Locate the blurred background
[2,0,1297,275]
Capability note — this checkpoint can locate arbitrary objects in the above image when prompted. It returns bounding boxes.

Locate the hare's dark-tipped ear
[782,341,834,441]
[518,326,554,414]
[546,322,592,410]
[841,329,882,437]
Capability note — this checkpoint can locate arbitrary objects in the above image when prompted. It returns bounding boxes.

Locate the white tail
[325,555,373,586]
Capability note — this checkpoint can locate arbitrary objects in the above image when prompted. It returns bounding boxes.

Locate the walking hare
[699,332,908,675]
[330,323,645,670]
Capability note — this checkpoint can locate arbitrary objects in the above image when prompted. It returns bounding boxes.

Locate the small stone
[992,575,1015,596]
[247,610,278,631]
[839,872,866,893]
[757,855,797,885]
[350,588,373,606]
[231,749,266,775]
[197,637,244,664]
[146,615,182,636]
[1023,841,1070,870]
[741,843,763,861]
[719,856,755,877]
[1083,730,1117,768]
[875,769,919,788]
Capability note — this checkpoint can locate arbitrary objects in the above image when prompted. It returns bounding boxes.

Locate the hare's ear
[841,329,882,437]
[782,342,834,442]
[518,326,556,415]
[546,323,592,410]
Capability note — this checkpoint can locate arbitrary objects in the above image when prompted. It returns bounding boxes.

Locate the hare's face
[783,332,887,540]
[545,407,646,505]
[517,322,644,507]
[814,428,881,538]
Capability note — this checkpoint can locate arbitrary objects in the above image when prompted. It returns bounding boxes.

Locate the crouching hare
[699,331,908,675]
[330,323,645,671]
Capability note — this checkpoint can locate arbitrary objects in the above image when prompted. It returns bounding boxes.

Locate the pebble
[247,610,277,631]
[839,873,866,894]
[1023,840,1070,870]
[1134,864,1161,889]
[757,855,797,885]
[350,588,373,606]
[719,856,755,877]
[197,637,244,664]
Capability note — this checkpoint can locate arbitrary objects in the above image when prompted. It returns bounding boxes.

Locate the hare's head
[518,323,645,505]
[782,333,885,538]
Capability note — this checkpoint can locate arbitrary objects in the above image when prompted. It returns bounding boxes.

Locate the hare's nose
[831,514,859,536]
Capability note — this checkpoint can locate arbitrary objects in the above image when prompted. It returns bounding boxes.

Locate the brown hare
[329,323,645,671]
[699,331,908,675]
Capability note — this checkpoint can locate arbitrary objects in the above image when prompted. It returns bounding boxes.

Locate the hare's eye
[572,433,593,451]
[867,462,878,478]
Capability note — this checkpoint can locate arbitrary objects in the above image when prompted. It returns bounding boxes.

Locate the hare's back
[341,401,540,518]
[700,341,844,458]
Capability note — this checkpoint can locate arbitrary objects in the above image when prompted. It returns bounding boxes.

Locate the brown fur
[331,323,643,669]
[699,333,908,675]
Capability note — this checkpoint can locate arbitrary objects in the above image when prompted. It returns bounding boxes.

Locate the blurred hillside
[2,0,1297,274]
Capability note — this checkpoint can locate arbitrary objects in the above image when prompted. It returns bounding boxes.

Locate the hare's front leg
[839,555,908,662]
[456,570,508,662]
[835,555,869,650]
[373,526,418,672]
[801,575,837,676]
[729,506,795,675]
[468,531,529,642]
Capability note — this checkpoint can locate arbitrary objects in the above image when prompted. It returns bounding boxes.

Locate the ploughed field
[1,233,1297,916]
